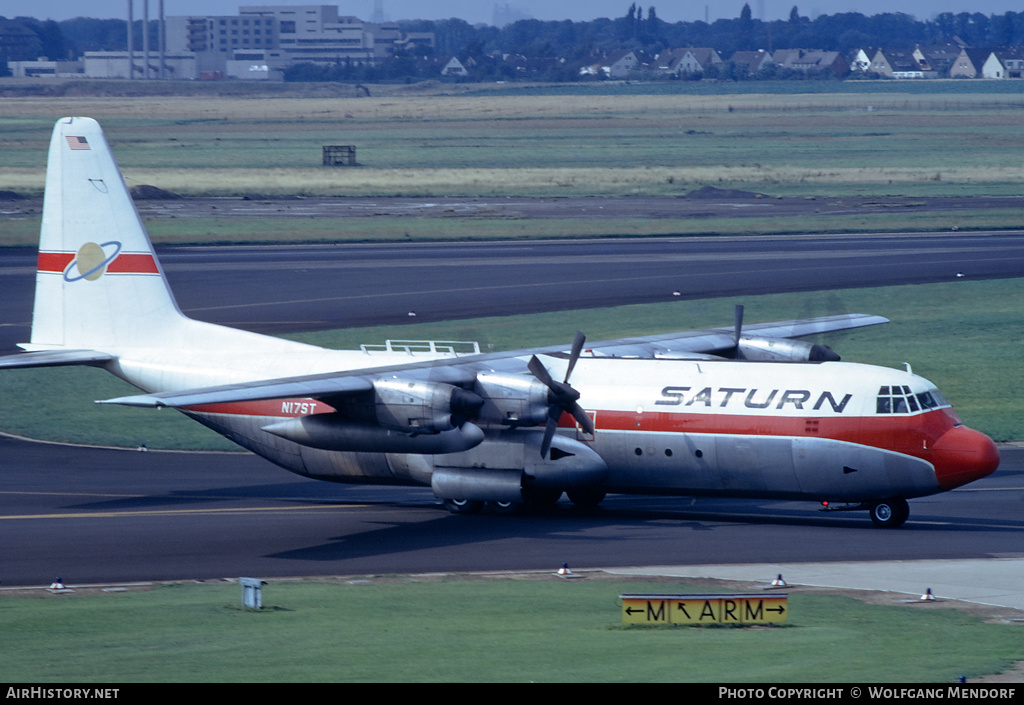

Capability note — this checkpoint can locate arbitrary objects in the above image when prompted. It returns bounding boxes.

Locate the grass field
[2,578,1022,682]
[3,86,1023,248]
[2,88,1024,200]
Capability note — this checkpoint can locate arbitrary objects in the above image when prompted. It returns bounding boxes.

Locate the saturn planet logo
[63,241,122,282]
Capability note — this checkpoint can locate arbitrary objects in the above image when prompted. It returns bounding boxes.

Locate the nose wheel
[868,498,909,528]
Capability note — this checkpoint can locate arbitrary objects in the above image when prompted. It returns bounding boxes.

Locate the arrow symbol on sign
[767,605,786,615]
[625,606,645,616]
[676,602,691,619]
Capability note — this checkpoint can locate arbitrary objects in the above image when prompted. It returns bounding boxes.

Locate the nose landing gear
[868,498,909,528]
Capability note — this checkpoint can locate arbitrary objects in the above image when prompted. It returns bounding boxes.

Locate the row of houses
[567,45,1024,80]
[488,47,848,80]
[851,45,1024,79]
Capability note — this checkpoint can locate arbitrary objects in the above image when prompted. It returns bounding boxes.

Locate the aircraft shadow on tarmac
[60,481,371,513]
[262,495,1024,566]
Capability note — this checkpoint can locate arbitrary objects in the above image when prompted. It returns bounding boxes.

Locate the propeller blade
[528,354,555,389]
[569,403,595,435]
[531,332,591,458]
[734,304,744,346]
[540,413,557,457]
[564,330,586,382]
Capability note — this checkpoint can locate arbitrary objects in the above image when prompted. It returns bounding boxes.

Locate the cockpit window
[877,385,950,414]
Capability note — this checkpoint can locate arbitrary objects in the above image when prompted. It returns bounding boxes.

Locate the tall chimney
[159,0,165,79]
[143,0,149,79]
[127,0,134,79]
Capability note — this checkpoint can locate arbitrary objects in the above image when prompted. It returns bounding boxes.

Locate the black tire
[567,488,606,508]
[487,500,524,515]
[869,498,909,528]
[442,498,484,515]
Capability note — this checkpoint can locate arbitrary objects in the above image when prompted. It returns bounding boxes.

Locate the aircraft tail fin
[28,117,185,352]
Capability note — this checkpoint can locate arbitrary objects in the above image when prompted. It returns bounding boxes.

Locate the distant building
[849,47,875,73]
[603,49,640,78]
[579,49,640,79]
[982,49,1024,78]
[914,45,961,77]
[730,50,773,75]
[147,4,434,80]
[7,59,83,78]
[773,49,847,76]
[654,47,722,76]
[441,56,467,76]
[868,48,924,79]
[950,48,993,78]
[83,51,197,79]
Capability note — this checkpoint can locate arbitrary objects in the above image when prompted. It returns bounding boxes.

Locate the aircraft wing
[97,312,888,409]
[581,313,889,358]
[100,372,377,408]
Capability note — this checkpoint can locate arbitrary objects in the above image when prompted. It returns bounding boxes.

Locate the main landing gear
[441,489,608,515]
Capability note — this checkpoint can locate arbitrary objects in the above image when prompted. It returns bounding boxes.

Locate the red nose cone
[931,425,1000,491]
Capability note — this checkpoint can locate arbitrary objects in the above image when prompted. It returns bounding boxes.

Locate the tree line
[4,5,1024,81]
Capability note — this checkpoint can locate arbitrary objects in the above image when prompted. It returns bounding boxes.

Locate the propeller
[733,304,744,351]
[720,304,747,359]
[527,331,595,459]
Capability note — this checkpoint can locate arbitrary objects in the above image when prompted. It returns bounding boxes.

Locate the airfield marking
[0,490,142,499]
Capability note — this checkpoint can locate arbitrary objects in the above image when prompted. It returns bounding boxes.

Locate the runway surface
[1,436,1021,589]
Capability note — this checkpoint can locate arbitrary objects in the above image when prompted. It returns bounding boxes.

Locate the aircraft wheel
[442,498,484,515]
[487,500,524,515]
[567,488,606,508]
[868,498,909,528]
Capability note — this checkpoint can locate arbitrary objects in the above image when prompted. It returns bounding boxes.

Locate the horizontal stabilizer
[0,349,114,369]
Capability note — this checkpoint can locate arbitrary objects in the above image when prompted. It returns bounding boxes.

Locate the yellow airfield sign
[620,594,788,625]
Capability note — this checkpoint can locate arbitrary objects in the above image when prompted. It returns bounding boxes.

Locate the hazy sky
[7,0,1023,24]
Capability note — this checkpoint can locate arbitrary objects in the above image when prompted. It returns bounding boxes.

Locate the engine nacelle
[735,336,840,362]
[431,467,524,503]
[473,372,550,427]
[429,432,608,502]
[335,379,484,433]
[262,414,485,454]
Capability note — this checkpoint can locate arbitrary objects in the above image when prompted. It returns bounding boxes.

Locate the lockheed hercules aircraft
[0,118,1000,527]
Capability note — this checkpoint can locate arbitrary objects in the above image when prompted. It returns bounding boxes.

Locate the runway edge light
[557,562,581,578]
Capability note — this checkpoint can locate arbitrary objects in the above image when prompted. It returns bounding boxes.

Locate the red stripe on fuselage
[582,406,962,459]
[37,251,159,275]
[184,398,335,417]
